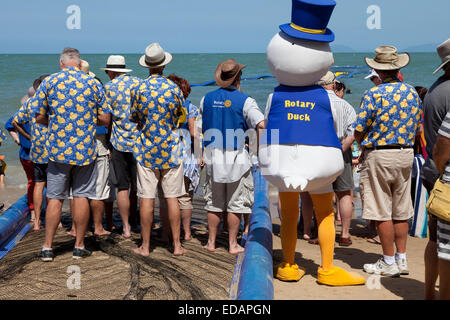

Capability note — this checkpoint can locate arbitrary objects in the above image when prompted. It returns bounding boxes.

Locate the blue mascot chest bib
[265,85,341,149]
[202,88,249,150]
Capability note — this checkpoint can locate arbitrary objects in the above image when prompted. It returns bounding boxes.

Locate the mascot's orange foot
[275,262,306,282]
[317,266,366,286]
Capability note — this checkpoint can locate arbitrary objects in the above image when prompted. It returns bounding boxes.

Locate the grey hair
[60,47,81,65]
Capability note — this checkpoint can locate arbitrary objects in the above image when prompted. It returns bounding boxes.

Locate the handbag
[426,176,450,222]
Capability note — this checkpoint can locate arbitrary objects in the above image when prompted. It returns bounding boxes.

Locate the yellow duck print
[76,143,85,151]
[399,126,407,134]
[380,113,390,122]
[64,147,73,155]
[398,137,406,145]
[386,131,395,140]
[76,152,84,161]
[389,106,397,114]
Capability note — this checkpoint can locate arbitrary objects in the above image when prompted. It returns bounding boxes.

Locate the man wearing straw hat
[421,38,450,299]
[102,55,140,238]
[354,46,423,277]
[130,43,187,257]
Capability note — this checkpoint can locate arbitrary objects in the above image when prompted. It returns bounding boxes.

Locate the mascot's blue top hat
[280,0,336,43]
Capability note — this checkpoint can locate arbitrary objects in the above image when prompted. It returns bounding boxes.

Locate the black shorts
[110,148,137,191]
[33,163,48,183]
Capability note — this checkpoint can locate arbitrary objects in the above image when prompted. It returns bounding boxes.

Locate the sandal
[367,236,381,245]
[308,238,319,245]
[338,237,352,247]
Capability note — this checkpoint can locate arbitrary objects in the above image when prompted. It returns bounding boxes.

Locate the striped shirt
[437,109,450,184]
[326,90,356,142]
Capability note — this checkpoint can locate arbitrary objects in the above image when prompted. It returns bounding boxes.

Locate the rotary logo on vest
[212,100,232,108]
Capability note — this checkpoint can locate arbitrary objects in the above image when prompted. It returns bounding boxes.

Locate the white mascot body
[260,0,366,286]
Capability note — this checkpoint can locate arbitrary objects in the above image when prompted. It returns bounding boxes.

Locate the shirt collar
[382,76,401,84]
[62,66,81,72]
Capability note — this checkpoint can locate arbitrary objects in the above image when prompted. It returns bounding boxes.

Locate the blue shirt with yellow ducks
[130,74,187,170]
[104,74,141,153]
[354,77,422,148]
[0,126,6,144]
[14,96,49,164]
[31,66,111,166]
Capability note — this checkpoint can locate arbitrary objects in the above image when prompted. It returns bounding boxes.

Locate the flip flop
[367,237,381,245]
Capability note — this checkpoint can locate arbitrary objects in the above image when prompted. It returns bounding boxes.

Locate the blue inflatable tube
[0,195,30,259]
[236,169,274,300]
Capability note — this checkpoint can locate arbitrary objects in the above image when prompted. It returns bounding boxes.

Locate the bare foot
[303,234,311,241]
[203,241,216,253]
[184,234,192,241]
[67,230,76,237]
[58,223,63,229]
[229,244,245,255]
[33,221,41,231]
[122,224,131,238]
[173,246,187,256]
[133,246,150,257]
[95,229,111,236]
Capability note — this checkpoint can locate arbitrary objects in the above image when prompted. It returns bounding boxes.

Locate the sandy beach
[272,217,430,300]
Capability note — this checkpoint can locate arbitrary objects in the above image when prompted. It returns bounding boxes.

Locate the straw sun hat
[139,43,172,69]
[433,39,450,74]
[365,46,410,71]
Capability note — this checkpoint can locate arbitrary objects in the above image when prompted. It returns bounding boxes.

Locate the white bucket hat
[433,39,450,74]
[317,71,335,86]
[99,55,132,73]
[364,69,380,80]
[139,43,172,69]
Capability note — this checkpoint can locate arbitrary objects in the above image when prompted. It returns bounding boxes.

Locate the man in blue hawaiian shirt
[130,43,187,257]
[102,55,140,237]
[354,46,422,277]
[32,48,111,262]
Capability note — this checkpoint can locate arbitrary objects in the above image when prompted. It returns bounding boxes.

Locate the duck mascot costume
[259,0,366,286]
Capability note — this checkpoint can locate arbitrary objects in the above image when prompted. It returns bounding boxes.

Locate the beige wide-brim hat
[99,55,132,73]
[214,59,246,88]
[80,60,96,78]
[317,71,335,86]
[139,43,172,69]
[365,46,410,71]
[433,39,450,74]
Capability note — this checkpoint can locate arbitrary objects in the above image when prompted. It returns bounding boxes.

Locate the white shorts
[89,155,111,201]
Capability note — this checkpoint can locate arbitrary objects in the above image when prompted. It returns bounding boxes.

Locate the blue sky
[1,0,449,53]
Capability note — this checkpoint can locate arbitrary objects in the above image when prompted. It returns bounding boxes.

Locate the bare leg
[300,192,313,240]
[117,189,131,238]
[33,182,46,231]
[376,220,395,257]
[243,214,250,234]
[228,212,244,255]
[204,211,221,252]
[336,191,352,239]
[166,198,186,256]
[67,199,76,237]
[393,220,408,254]
[425,240,439,300]
[134,198,154,256]
[90,199,110,236]
[439,259,450,300]
[181,209,192,241]
[43,199,64,248]
[0,174,5,186]
[72,197,90,248]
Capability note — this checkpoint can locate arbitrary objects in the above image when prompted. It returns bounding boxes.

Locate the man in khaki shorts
[130,43,187,257]
[200,59,265,255]
[354,46,423,277]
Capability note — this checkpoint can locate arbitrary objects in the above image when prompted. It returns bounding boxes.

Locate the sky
[0,0,449,53]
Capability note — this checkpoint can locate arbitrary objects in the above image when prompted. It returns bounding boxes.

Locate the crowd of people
[1,38,449,299]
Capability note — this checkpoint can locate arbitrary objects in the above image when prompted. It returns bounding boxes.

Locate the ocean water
[0,52,442,192]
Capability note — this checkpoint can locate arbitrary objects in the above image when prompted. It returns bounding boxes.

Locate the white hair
[60,47,81,65]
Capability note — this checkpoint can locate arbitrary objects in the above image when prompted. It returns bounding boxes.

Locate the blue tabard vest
[265,85,341,149]
[202,88,249,150]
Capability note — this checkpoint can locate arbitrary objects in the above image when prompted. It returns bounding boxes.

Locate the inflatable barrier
[229,168,274,300]
[0,195,31,260]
